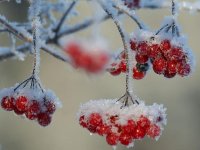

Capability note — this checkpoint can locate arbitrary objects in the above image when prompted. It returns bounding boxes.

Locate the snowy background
[0,0,200,150]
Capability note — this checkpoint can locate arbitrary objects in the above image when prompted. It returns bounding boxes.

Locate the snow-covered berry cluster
[0,84,61,127]
[78,99,166,147]
[109,29,194,79]
[64,40,110,73]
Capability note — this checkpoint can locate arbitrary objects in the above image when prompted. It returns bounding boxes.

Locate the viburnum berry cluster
[78,99,166,147]
[64,39,110,73]
[0,77,61,127]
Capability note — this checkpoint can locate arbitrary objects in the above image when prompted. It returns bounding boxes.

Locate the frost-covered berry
[135,54,148,64]
[137,116,150,129]
[119,132,132,145]
[1,96,15,111]
[96,124,110,136]
[147,124,161,138]
[37,112,52,127]
[110,68,121,76]
[134,125,146,139]
[106,133,118,145]
[177,63,191,76]
[119,61,127,73]
[15,96,28,112]
[25,100,40,120]
[79,115,87,128]
[153,58,166,74]
[137,41,148,55]
[160,40,171,53]
[88,113,102,127]
[44,100,56,114]
[167,60,177,74]
[130,39,137,51]
[133,67,146,80]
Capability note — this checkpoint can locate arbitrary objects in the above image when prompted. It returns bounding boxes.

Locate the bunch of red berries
[78,99,166,147]
[64,41,110,73]
[109,29,194,79]
[0,87,61,127]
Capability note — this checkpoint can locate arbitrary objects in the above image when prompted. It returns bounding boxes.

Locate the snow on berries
[64,39,110,74]
[78,99,167,147]
[0,76,61,127]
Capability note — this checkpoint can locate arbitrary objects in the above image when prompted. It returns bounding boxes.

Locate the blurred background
[0,0,200,150]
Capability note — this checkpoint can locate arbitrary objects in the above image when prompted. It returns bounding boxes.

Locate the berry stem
[100,2,138,105]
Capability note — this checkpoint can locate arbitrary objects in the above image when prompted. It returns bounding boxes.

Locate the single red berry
[130,39,137,51]
[137,41,148,55]
[164,70,176,78]
[137,116,150,130]
[110,68,121,76]
[119,132,132,146]
[79,115,87,128]
[167,60,177,74]
[147,124,161,139]
[133,67,146,80]
[96,124,111,136]
[153,58,167,74]
[15,96,28,112]
[37,113,52,127]
[134,125,146,139]
[119,61,127,73]
[1,96,15,111]
[44,100,56,114]
[168,47,184,61]
[160,40,171,53]
[177,63,191,76]
[88,113,102,127]
[87,125,97,133]
[106,133,118,145]
[122,120,136,135]
[148,44,160,59]
[25,100,40,120]
[135,54,148,64]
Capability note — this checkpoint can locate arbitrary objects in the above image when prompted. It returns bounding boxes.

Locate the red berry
[14,107,24,115]
[168,47,184,61]
[164,70,176,78]
[110,68,121,76]
[106,133,118,145]
[44,100,56,114]
[65,42,81,59]
[1,96,15,111]
[79,115,87,128]
[167,60,177,74]
[119,61,127,73]
[15,96,28,112]
[87,125,97,133]
[134,125,146,139]
[153,58,167,74]
[133,67,146,80]
[88,113,102,127]
[130,39,137,51]
[149,45,161,59]
[37,113,52,127]
[96,124,110,136]
[137,116,150,130]
[119,132,132,146]
[25,100,40,120]
[135,54,148,64]
[122,120,136,135]
[160,40,171,53]
[177,63,191,76]
[147,124,161,138]
[110,115,119,124]
[137,41,148,55]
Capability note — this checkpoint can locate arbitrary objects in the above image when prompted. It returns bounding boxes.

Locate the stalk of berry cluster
[100,1,138,105]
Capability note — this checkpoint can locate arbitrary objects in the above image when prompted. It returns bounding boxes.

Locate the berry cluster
[64,41,110,73]
[0,86,61,127]
[78,99,166,147]
[109,30,194,79]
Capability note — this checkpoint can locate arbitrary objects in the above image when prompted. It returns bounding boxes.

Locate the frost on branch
[78,99,167,147]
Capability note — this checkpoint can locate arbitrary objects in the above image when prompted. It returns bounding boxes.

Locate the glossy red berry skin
[122,120,136,135]
[1,96,15,111]
[106,133,118,145]
[160,40,171,53]
[119,61,127,73]
[133,67,146,80]
[167,60,177,74]
[119,132,132,146]
[96,124,110,136]
[153,58,167,74]
[135,54,148,64]
[137,116,150,130]
[110,68,121,76]
[15,96,28,112]
[134,125,146,139]
[44,100,56,114]
[88,113,102,127]
[148,44,160,59]
[37,113,52,127]
[25,100,41,120]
